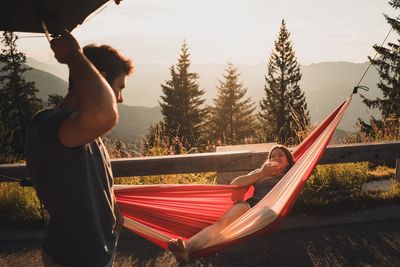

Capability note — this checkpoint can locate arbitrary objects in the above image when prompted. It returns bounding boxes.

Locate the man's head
[83,44,134,103]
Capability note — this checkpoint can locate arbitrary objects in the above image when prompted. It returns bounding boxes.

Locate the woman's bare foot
[167,237,190,264]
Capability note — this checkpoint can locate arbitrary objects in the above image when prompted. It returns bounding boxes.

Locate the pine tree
[0,121,16,163]
[358,0,400,140]
[207,62,256,144]
[0,31,43,157]
[47,93,64,107]
[159,41,206,152]
[259,20,310,145]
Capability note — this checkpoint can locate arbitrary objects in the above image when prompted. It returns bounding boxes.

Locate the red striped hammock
[115,97,351,257]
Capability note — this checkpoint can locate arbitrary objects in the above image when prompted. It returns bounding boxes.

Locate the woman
[168,145,295,264]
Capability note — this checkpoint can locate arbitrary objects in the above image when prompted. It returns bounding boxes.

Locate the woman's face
[270,148,289,171]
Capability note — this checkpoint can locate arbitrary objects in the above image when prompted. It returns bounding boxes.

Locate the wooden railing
[0,141,399,182]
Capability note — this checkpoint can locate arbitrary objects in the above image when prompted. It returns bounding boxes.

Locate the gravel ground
[1,218,400,267]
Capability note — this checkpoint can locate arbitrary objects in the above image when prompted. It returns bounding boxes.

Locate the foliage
[142,121,183,156]
[206,62,256,145]
[115,172,217,185]
[294,163,400,215]
[103,137,141,158]
[0,182,43,227]
[258,20,310,146]
[305,163,369,194]
[356,114,400,142]
[47,93,64,108]
[0,31,43,158]
[358,0,400,139]
[0,121,17,163]
[159,41,207,153]
[142,121,215,156]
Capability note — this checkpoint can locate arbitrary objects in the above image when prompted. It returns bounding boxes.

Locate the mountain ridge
[21,59,382,143]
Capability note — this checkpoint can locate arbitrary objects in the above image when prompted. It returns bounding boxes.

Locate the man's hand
[50,30,81,65]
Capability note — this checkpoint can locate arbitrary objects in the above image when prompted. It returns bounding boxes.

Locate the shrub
[0,182,43,227]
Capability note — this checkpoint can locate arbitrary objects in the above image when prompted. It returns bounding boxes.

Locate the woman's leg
[168,202,250,263]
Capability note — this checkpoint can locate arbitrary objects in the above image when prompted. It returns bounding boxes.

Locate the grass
[0,182,44,228]
[293,163,400,215]
[1,164,399,227]
[114,172,217,185]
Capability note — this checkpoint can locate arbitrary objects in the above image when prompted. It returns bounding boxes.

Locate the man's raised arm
[51,30,118,147]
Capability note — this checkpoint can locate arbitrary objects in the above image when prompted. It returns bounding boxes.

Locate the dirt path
[1,218,399,267]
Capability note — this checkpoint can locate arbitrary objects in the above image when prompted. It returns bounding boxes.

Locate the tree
[159,41,206,152]
[0,31,43,157]
[0,121,16,163]
[259,20,310,145]
[358,0,400,140]
[207,62,256,144]
[47,93,64,107]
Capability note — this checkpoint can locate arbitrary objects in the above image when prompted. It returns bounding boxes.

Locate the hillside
[0,62,68,100]
[301,62,381,132]
[25,68,68,100]
[107,105,162,144]
[121,61,381,131]
[19,59,384,142]
[11,62,162,144]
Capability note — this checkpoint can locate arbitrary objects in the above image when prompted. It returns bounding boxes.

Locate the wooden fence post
[396,158,400,181]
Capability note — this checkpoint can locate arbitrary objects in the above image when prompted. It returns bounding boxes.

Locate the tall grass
[115,172,217,185]
[0,182,43,227]
[294,163,400,215]
[306,163,369,193]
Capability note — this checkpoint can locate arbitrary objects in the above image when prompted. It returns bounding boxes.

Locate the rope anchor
[352,85,370,95]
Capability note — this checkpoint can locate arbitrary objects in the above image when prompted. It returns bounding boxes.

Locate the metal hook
[352,85,370,95]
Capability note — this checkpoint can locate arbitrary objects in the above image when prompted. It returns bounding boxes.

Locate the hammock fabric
[115,97,351,256]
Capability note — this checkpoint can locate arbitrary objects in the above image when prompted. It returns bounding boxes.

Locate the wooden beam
[319,142,400,164]
[1,141,399,181]
[112,151,251,177]
[396,159,400,181]
[0,163,29,181]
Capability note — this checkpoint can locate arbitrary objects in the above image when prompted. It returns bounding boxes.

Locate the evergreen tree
[358,0,400,139]
[207,62,256,144]
[259,20,310,145]
[0,121,16,163]
[0,31,43,157]
[47,93,64,107]
[159,41,206,152]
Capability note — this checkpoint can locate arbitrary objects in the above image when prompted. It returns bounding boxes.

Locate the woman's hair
[268,145,295,172]
[83,44,134,85]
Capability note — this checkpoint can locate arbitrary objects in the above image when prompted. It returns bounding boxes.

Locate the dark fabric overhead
[0,0,119,34]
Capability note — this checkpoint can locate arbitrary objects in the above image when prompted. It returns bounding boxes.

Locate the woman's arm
[230,161,281,187]
[230,168,263,187]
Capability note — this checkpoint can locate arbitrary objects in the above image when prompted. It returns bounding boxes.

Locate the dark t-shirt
[243,177,282,207]
[25,108,117,267]
[252,177,281,200]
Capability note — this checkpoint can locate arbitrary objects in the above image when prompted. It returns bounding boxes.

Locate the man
[25,30,134,266]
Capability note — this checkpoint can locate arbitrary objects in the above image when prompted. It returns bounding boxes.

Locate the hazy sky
[15,0,398,66]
